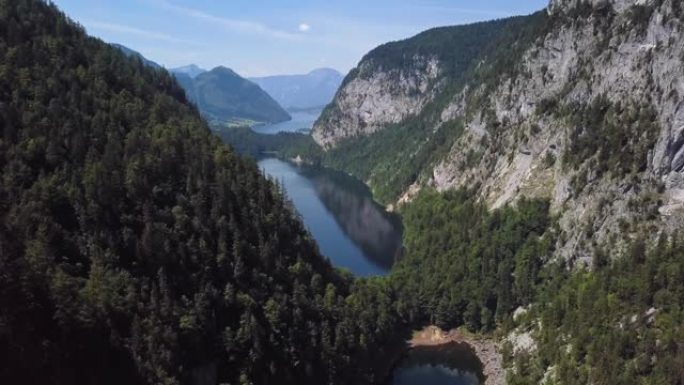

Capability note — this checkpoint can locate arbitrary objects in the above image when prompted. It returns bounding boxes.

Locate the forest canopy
[0,1,381,384]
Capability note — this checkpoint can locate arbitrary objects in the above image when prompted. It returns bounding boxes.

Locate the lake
[255,115,482,383]
[390,343,484,385]
[252,109,321,134]
[257,158,403,276]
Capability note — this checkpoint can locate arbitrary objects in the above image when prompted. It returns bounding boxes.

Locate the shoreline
[409,326,506,385]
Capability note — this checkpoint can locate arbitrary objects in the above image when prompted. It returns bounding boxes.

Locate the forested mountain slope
[111,43,163,69]
[0,1,383,384]
[314,0,684,262]
[177,66,291,125]
[312,13,546,201]
[308,1,684,383]
[3,1,684,385]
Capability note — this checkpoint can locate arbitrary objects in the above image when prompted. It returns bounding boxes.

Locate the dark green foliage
[387,189,684,385]
[0,1,375,384]
[561,97,659,179]
[179,66,291,124]
[213,125,323,161]
[112,43,163,69]
[465,11,551,97]
[4,3,684,385]
[510,236,684,385]
[389,190,553,331]
[218,118,465,204]
[323,119,465,203]
[359,17,523,78]
[319,11,550,204]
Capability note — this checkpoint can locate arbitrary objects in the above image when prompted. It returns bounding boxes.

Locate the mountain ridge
[250,68,343,110]
[309,1,684,382]
[170,64,207,78]
[0,2,385,384]
[313,0,684,261]
[4,1,684,385]
[177,66,291,124]
[111,43,163,69]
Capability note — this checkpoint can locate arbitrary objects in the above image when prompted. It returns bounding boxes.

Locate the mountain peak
[210,66,241,77]
[170,64,206,78]
[178,65,290,124]
[308,67,341,75]
[249,69,344,109]
[307,68,343,79]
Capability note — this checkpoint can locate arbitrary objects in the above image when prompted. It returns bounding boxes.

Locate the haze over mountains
[170,66,344,125]
[250,68,344,110]
[113,44,343,124]
[170,64,207,78]
[172,66,291,125]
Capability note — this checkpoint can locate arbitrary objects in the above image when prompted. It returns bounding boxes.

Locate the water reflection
[391,343,484,385]
[301,167,403,270]
[257,158,402,276]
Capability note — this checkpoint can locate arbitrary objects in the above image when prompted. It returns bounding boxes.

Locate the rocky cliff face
[313,0,684,262]
[548,0,646,15]
[433,0,683,262]
[312,56,440,148]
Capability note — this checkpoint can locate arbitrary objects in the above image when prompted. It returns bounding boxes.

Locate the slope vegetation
[0,2,377,384]
[178,66,291,125]
[310,1,684,383]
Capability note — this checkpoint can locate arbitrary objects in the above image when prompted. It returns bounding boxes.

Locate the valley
[216,0,684,383]
[2,0,684,385]
[257,158,402,276]
[252,108,321,135]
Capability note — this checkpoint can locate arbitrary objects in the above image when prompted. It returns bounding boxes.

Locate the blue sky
[53,0,549,77]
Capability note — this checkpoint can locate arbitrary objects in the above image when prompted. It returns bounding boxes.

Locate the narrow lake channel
[258,158,403,276]
[254,114,485,384]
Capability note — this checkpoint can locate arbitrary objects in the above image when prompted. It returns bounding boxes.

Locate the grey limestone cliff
[313,0,684,263]
[312,56,441,148]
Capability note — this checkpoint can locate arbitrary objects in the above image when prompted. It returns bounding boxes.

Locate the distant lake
[252,109,321,135]
[390,343,484,385]
[258,158,403,276]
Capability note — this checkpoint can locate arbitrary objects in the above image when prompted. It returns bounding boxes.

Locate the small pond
[390,343,484,385]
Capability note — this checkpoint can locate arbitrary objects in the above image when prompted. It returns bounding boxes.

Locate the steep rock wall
[312,56,440,148]
[314,0,684,263]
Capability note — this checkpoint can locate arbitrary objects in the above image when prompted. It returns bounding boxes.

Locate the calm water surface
[252,109,320,134]
[258,158,402,276]
[255,110,477,378]
[391,343,484,385]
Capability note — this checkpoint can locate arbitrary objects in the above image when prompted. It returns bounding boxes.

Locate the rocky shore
[410,326,505,385]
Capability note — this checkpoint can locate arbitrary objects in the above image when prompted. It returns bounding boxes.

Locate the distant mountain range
[174,66,291,125]
[250,68,344,110]
[170,64,206,78]
[110,45,339,124]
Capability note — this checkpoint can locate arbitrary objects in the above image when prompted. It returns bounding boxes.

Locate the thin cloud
[156,0,304,42]
[84,20,205,46]
[298,23,311,32]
